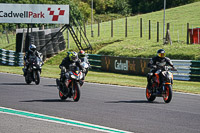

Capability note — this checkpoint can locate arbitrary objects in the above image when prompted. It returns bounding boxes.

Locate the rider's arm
[24,52,29,61]
[166,57,174,67]
[76,61,84,70]
[148,57,157,69]
[59,57,70,70]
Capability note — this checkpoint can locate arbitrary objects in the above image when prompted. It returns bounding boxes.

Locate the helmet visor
[80,54,85,58]
[158,53,165,58]
[71,55,78,61]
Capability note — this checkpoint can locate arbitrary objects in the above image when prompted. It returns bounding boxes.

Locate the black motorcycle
[56,64,85,102]
[146,66,177,103]
[23,55,43,85]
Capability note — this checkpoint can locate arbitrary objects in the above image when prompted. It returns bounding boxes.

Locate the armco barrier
[0,48,24,66]
[88,54,200,81]
[88,54,101,70]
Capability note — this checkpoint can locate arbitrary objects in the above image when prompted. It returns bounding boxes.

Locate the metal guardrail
[88,54,200,82]
[0,48,24,66]
[172,60,200,81]
[88,54,101,70]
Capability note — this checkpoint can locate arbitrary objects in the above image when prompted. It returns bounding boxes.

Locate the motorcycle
[56,64,85,102]
[146,66,177,103]
[80,56,90,77]
[23,55,43,85]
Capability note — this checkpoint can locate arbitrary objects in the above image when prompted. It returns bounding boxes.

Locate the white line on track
[0,106,133,133]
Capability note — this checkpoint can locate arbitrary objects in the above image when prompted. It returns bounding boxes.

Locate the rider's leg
[147,73,153,89]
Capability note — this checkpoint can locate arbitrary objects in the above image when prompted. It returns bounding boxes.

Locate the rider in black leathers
[57,51,84,87]
[23,44,42,76]
[147,49,175,88]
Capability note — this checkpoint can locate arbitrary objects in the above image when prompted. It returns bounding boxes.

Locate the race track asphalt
[0,72,200,133]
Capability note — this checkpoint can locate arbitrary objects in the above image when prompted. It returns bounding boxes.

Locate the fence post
[5,30,10,44]
[67,29,70,49]
[111,19,113,37]
[98,20,100,37]
[80,25,81,44]
[187,23,189,44]
[125,17,127,37]
[140,18,142,38]
[84,22,86,35]
[157,22,159,42]
[149,20,151,40]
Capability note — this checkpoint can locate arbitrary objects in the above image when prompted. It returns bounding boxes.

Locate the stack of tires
[16,28,66,61]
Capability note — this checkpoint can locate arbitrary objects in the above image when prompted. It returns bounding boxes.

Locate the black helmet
[157,49,165,58]
[78,50,86,58]
[29,44,36,52]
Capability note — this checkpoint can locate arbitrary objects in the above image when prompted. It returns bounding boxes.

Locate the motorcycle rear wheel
[146,85,156,102]
[25,75,31,84]
[73,82,80,102]
[163,84,172,103]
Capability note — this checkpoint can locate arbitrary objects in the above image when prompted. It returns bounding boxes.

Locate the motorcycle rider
[147,49,176,89]
[56,51,85,90]
[23,44,43,76]
[78,50,90,76]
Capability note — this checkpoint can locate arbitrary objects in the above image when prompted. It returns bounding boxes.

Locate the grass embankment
[1,2,200,60]
[64,2,200,60]
[1,65,200,94]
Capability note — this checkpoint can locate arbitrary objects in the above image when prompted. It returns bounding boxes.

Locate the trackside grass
[0,65,200,94]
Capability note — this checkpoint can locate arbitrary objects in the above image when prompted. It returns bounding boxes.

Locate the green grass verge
[1,65,200,94]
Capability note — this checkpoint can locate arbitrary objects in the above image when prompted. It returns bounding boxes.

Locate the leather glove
[82,68,86,73]
[172,66,177,71]
[151,65,157,69]
[60,66,66,72]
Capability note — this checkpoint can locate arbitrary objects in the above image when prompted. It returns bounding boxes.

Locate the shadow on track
[0,83,29,85]
[105,100,163,104]
[43,85,57,87]
[20,99,72,102]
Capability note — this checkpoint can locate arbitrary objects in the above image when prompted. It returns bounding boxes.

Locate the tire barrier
[88,54,200,82]
[0,48,24,66]
[51,32,59,54]
[16,28,66,61]
[45,34,54,58]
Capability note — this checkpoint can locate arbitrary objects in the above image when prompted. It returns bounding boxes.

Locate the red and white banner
[0,4,69,24]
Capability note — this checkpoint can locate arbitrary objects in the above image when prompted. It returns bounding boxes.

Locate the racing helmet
[78,50,86,58]
[69,51,78,61]
[29,44,36,52]
[157,49,166,58]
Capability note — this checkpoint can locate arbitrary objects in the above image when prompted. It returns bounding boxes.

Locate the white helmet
[29,44,36,52]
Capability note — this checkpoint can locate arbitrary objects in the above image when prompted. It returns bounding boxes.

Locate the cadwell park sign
[0,3,69,24]
[101,55,150,76]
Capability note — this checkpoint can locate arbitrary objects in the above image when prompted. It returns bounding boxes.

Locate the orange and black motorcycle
[146,66,177,103]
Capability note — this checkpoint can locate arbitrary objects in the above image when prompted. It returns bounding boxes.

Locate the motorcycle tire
[146,85,156,102]
[25,75,31,84]
[73,82,80,102]
[59,91,67,100]
[163,84,172,103]
[34,70,40,85]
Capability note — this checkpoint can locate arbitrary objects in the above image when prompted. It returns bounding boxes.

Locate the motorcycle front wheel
[34,70,40,85]
[59,91,67,100]
[25,74,31,84]
[146,85,156,102]
[73,81,80,102]
[163,84,172,103]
